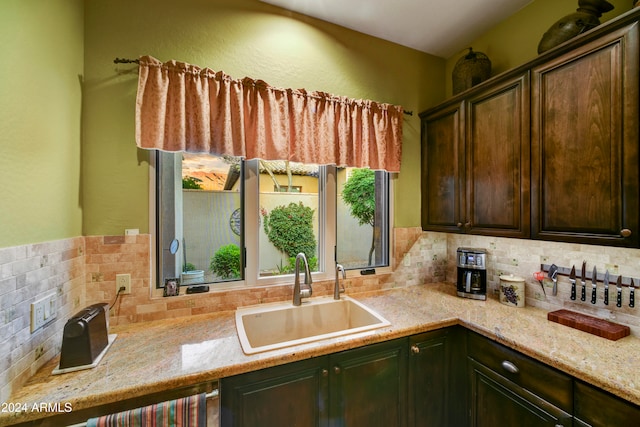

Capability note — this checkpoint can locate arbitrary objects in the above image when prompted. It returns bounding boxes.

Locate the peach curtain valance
[135,56,404,172]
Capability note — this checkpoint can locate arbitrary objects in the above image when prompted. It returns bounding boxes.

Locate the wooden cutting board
[547,309,630,341]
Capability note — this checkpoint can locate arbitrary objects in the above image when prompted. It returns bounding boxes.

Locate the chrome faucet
[292,253,313,306]
[334,264,346,300]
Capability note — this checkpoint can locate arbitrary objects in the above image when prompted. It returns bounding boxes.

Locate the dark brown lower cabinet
[220,356,328,427]
[221,328,640,427]
[574,379,640,427]
[329,339,407,427]
[408,327,466,427]
[220,338,407,427]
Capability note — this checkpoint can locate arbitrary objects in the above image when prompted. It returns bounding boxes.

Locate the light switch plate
[30,293,57,333]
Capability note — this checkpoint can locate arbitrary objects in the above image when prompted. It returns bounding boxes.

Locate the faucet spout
[334,264,346,299]
[293,253,313,306]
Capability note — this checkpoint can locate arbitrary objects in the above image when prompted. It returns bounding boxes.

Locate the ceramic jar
[499,274,526,308]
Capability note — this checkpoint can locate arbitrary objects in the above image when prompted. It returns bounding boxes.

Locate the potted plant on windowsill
[182,265,205,285]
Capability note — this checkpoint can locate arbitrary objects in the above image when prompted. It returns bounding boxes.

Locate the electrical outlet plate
[116,273,132,294]
[30,293,57,333]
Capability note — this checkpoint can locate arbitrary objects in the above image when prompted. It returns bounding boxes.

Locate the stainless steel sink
[235,296,391,354]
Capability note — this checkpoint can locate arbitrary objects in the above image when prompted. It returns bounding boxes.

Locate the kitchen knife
[569,265,576,300]
[630,279,635,308]
[549,264,558,296]
[591,266,597,304]
[580,260,587,301]
[616,275,622,307]
[603,270,610,306]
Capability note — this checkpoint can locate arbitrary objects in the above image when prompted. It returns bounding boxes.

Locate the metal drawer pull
[501,360,519,374]
[411,345,420,354]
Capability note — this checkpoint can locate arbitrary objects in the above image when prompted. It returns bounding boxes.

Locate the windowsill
[150,266,395,303]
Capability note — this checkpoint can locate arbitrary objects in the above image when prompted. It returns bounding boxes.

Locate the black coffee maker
[456,248,487,300]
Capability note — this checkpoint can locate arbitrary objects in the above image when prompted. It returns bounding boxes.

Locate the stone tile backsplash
[2,229,640,402]
[0,237,85,403]
[446,234,640,335]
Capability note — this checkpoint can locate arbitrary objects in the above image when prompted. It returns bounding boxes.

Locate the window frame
[149,151,394,296]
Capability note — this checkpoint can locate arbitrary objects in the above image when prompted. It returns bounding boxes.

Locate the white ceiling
[260,0,533,58]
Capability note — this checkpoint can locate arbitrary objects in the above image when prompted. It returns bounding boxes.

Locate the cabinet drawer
[574,380,640,426]
[467,331,572,411]
[469,358,572,426]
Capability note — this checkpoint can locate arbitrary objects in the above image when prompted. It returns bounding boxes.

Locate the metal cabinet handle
[457,222,463,228]
[333,366,341,374]
[501,360,519,374]
[621,229,632,238]
[465,222,471,228]
[411,345,420,354]
[322,369,329,377]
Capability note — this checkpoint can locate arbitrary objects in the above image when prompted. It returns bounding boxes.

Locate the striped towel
[87,393,206,427]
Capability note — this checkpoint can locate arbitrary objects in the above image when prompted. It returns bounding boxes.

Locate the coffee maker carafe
[456,248,487,300]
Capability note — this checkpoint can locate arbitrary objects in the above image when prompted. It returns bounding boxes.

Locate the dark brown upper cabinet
[421,102,464,234]
[531,21,639,247]
[421,9,640,248]
[420,73,531,239]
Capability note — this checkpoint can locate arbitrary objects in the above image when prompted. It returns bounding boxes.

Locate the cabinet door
[468,359,572,427]
[574,380,640,426]
[531,22,639,247]
[220,356,329,427]
[421,102,465,233]
[329,338,407,427]
[408,327,466,427]
[466,74,530,238]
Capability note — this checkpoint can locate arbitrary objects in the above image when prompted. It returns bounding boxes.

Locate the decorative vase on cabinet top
[537,0,614,54]
[452,48,491,95]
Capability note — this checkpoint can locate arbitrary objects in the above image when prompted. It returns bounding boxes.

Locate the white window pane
[157,152,243,287]
[257,161,320,276]
[337,168,389,269]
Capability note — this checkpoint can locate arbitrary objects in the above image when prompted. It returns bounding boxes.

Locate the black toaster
[59,303,109,369]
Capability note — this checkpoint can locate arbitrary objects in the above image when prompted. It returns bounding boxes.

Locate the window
[337,168,390,270]
[256,160,321,277]
[153,152,392,291]
[155,152,243,288]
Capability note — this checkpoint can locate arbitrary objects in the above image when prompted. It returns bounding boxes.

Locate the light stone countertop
[3,282,640,425]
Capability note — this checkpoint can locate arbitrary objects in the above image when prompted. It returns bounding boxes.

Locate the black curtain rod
[113,57,412,116]
[114,57,139,64]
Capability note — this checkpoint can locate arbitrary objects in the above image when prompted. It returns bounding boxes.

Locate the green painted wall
[4,0,634,247]
[82,0,444,234]
[445,0,634,97]
[0,0,84,248]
